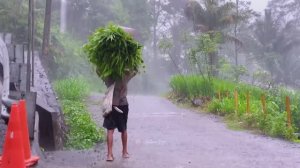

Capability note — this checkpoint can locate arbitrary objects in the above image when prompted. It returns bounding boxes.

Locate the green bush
[207,98,222,114]
[62,100,104,149]
[54,77,104,149]
[170,75,299,141]
[267,112,289,139]
[208,98,235,116]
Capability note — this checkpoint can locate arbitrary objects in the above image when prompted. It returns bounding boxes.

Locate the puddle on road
[131,112,184,118]
[135,139,167,145]
[174,166,185,168]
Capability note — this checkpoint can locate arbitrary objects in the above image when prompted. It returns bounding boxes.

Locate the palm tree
[184,0,236,76]
[251,10,300,85]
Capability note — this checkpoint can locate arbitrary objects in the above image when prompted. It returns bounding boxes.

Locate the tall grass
[170,75,264,100]
[54,77,104,149]
[170,75,298,140]
[170,75,214,98]
[54,77,90,101]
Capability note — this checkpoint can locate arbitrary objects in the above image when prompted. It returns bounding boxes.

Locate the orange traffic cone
[0,104,26,168]
[18,100,39,167]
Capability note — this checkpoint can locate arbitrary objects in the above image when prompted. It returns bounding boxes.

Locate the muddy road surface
[38,94,300,168]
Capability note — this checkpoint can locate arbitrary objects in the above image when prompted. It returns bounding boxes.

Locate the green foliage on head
[83,23,144,79]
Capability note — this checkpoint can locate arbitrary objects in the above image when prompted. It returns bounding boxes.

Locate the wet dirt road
[39,94,300,168]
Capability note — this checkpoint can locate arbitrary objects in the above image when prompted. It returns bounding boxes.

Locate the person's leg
[107,129,114,161]
[115,105,129,158]
[121,130,129,158]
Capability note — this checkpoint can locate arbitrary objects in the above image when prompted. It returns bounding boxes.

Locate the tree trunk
[170,25,181,74]
[41,0,52,72]
[234,0,239,81]
[153,24,158,58]
[234,0,239,67]
[153,0,158,59]
[209,52,218,77]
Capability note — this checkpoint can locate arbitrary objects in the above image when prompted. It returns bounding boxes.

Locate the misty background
[0,0,299,94]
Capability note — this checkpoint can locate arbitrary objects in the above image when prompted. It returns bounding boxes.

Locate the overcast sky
[250,0,269,12]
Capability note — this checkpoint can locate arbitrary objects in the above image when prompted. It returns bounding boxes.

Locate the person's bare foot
[122,152,130,159]
[106,155,114,162]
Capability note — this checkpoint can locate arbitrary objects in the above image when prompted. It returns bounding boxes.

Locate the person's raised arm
[97,68,114,87]
[124,70,137,83]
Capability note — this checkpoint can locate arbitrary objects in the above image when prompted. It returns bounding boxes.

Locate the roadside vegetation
[54,77,105,149]
[167,0,300,142]
[2,0,300,145]
[169,75,299,141]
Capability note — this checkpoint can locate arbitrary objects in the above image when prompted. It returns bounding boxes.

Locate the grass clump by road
[54,77,104,149]
[170,75,298,141]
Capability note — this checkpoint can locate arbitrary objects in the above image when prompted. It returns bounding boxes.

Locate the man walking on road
[98,26,139,162]
[102,70,136,161]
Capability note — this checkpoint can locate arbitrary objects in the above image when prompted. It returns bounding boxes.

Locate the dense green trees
[0,0,28,42]
[237,0,300,86]
[182,0,300,87]
[1,0,300,89]
[184,0,238,76]
[249,10,300,85]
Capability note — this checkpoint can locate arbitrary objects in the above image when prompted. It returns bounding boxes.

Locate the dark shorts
[103,105,129,132]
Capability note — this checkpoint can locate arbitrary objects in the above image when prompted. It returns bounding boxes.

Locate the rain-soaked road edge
[31,94,300,168]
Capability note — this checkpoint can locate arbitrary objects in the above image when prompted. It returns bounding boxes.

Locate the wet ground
[0,119,6,153]
[16,94,300,167]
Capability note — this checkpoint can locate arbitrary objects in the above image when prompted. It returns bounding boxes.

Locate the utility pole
[27,0,34,92]
[31,0,35,87]
[41,0,52,73]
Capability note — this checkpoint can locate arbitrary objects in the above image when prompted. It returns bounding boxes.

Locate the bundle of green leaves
[83,24,144,79]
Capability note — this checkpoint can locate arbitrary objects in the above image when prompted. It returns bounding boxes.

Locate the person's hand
[123,68,137,80]
[96,68,101,77]
[124,68,137,74]
[124,68,130,73]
